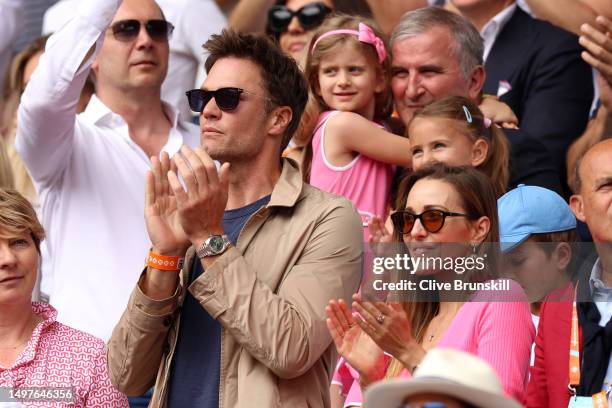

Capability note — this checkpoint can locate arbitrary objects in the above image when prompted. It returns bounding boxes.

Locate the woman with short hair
[0,188,127,407]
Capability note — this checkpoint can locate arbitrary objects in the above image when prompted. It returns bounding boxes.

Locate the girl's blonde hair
[410,96,510,197]
[0,137,15,189]
[304,14,393,121]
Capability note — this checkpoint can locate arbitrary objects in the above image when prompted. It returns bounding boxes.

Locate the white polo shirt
[16,0,200,341]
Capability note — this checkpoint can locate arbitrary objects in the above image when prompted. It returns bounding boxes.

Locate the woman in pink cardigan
[327,164,534,407]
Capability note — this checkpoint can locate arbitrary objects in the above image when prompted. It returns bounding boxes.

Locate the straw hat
[364,348,522,408]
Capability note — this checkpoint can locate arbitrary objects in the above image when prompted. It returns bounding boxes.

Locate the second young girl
[408,95,510,198]
[368,96,511,245]
[304,15,412,239]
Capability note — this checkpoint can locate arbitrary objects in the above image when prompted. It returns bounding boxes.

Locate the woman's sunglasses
[267,2,331,33]
[391,209,470,235]
[110,19,174,42]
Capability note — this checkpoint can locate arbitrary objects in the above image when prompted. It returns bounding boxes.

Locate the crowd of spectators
[0,0,611,407]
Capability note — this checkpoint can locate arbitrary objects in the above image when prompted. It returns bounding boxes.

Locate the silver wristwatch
[196,234,231,258]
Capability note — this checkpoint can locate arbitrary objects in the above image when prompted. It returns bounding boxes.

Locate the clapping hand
[325,299,385,385]
[351,294,424,372]
[145,151,190,256]
[168,146,230,247]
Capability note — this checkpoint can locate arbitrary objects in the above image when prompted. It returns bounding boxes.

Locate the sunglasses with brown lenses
[391,209,470,235]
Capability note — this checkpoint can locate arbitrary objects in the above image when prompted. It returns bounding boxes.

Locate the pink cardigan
[333,281,535,406]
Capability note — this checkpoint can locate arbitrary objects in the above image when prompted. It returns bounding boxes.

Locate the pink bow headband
[311,23,387,64]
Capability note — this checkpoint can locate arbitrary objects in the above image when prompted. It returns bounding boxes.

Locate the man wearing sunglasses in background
[108,30,363,407]
[42,0,227,122]
[15,0,198,374]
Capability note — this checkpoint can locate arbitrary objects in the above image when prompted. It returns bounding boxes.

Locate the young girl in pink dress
[304,15,412,240]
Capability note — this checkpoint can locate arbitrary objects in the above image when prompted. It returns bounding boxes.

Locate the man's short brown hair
[203,30,308,155]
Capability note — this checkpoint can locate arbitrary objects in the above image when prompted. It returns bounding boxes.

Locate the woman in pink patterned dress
[0,188,127,407]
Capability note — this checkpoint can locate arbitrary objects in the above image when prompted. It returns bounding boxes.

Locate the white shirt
[480,3,517,62]
[0,0,22,99]
[16,0,200,341]
[516,0,533,16]
[42,0,227,121]
[589,259,612,402]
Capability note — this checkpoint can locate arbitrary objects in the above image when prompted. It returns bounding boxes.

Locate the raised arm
[108,152,189,394]
[197,204,362,377]
[566,16,612,188]
[15,0,121,188]
[228,0,276,34]
[181,0,227,73]
[524,0,598,35]
[326,111,412,168]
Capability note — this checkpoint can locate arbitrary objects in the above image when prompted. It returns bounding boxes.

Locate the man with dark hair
[108,30,363,408]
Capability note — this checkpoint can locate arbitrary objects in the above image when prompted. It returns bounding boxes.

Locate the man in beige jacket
[107,29,363,407]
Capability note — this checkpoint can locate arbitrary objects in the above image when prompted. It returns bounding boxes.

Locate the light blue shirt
[589,259,612,401]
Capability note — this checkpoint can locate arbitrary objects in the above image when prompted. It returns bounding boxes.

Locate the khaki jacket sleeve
[107,274,180,395]
[189,200,363,379]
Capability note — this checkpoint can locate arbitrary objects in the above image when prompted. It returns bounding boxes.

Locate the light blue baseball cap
[498,184,576,253]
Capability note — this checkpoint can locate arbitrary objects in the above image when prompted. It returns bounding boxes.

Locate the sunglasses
[267,2,331,33]
[110,19,174,42]
[391,209,470,235]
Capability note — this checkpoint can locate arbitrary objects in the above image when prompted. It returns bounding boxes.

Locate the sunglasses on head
[267,2,331,33]
[110,19,174,42]
[391,209,470,235]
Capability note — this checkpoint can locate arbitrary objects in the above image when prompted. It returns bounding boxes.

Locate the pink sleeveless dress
[309,111,394,241]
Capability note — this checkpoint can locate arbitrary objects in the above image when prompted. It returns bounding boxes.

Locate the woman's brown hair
[1,36,50,136]
[385,164,500,377]
[410,96,510,197]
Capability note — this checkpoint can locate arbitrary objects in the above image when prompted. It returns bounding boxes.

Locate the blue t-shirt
[167,195,271,408]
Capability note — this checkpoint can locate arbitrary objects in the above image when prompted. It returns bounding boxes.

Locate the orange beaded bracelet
[146,251,185,271]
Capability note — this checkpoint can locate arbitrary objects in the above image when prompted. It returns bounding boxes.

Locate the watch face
[210,236,225,253]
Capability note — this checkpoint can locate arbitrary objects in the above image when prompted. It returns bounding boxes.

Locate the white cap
[364,348,522,408]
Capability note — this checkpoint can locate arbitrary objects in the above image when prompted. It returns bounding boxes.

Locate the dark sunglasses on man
[109,19,174,42]
[267,2,331,33]
[391,209,471,235]
[186,87,274,113]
